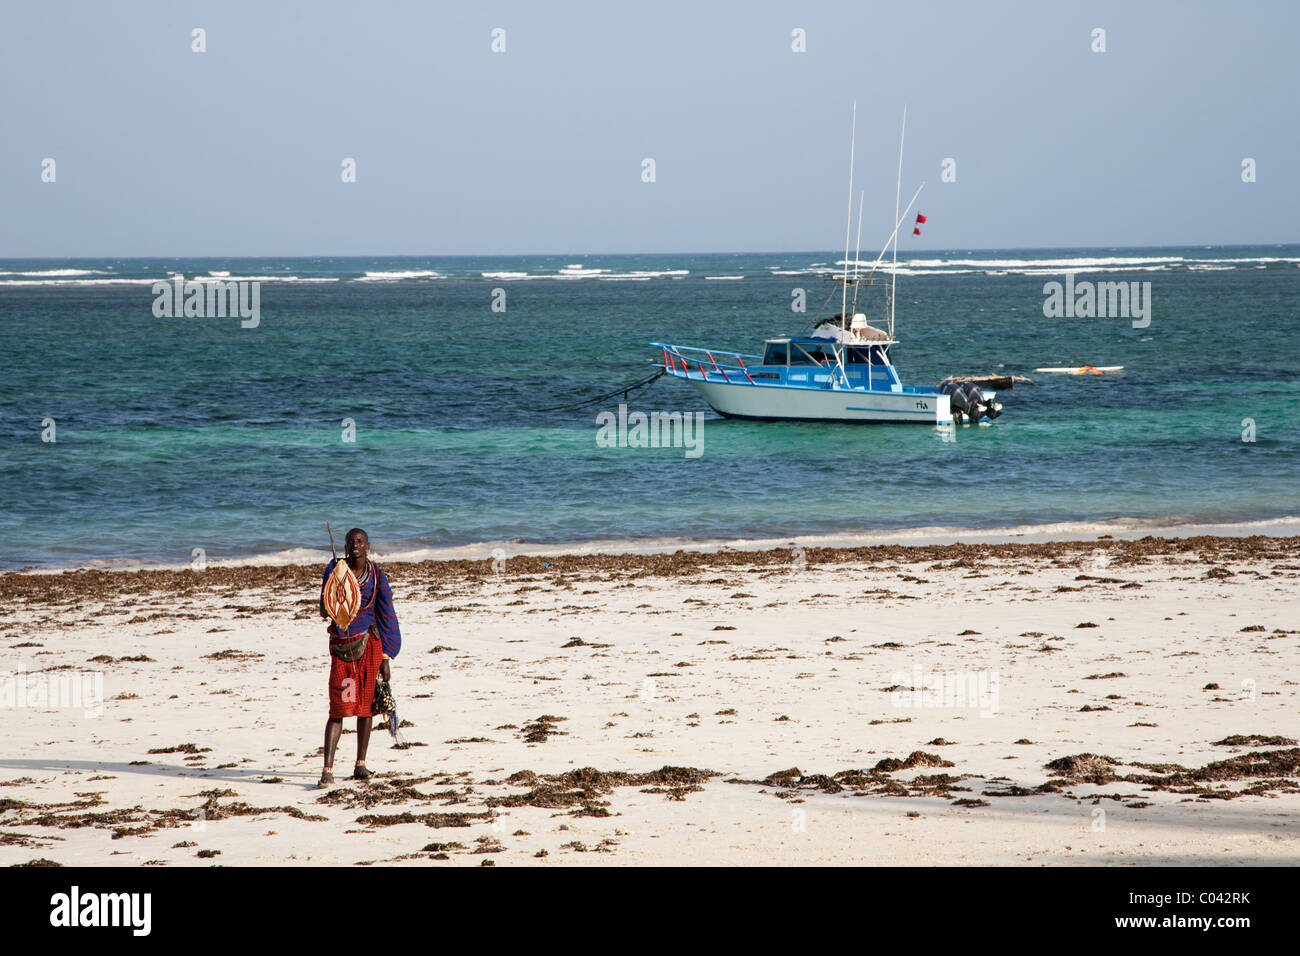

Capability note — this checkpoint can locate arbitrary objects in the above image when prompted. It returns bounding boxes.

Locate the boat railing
[652,342,888,390]
[652,343,764,385]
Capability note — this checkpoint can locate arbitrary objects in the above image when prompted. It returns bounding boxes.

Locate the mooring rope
[535,368,667,413]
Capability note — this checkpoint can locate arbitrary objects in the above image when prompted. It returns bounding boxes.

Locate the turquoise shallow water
[2,247,1297,569]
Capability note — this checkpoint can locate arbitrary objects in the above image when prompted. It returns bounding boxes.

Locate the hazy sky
[2,1,1296,255]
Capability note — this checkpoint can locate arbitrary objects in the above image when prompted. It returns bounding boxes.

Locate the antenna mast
[841,102,856,330]
[850,191,865,319]
[890,106,906,339]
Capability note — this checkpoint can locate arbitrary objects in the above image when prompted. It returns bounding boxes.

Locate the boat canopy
[811,316,894,343]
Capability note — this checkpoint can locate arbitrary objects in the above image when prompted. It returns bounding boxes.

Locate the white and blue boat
[652,107,1002,426]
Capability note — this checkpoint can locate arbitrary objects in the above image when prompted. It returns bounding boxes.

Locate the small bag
[373,678,401,743]
[372,677,395,716]
[329,625,373,663]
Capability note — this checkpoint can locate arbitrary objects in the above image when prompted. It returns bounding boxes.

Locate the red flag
[912,227,921,235]
[915,213,927,224]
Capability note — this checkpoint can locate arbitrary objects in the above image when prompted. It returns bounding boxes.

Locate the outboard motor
[941,381,979,424]
[941,381,1002,424]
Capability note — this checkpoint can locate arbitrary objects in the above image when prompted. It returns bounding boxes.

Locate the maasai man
[318,528,401,787]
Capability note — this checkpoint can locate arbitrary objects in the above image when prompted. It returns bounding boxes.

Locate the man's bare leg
[321,717,343,787]
[354,717,372,778]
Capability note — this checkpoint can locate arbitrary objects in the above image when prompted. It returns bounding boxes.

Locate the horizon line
[2,240,1297,260]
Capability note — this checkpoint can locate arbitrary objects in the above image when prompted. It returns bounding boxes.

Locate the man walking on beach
[318,528,401,788]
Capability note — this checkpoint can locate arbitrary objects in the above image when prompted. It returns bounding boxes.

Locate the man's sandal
[318,770,335,789]
[352,765,372,781]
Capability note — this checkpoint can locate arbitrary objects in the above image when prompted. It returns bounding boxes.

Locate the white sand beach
[3,536,1297,866]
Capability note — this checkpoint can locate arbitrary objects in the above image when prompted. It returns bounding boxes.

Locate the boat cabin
[757,337,902,390]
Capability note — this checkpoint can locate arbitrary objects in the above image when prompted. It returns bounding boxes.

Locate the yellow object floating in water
[1034,365,1124,375]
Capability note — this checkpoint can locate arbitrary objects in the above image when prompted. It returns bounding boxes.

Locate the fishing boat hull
[685,377,952,424]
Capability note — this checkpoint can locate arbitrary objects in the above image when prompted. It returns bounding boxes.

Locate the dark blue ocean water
[2,247,1297,569]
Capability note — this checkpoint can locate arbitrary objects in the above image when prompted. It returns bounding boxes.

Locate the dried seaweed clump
[1043,753,1122,785]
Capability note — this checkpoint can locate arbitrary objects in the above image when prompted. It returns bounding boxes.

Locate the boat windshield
[788,342,837,366]
[846,345,890,365]
[762,342,789,365]
[762,342,891,367]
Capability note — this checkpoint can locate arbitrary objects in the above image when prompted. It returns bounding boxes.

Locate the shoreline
[4,532,1298,606]
[10,515,1300,576]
